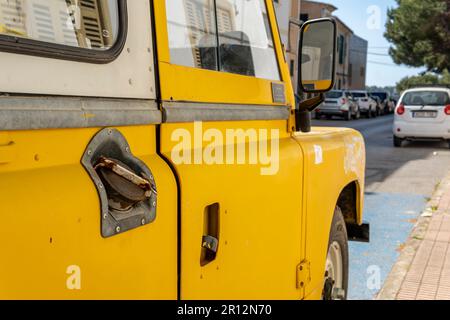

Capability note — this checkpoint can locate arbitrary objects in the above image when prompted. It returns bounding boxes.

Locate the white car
[393,86,450,148]
[350,91,379,118]
[315,90,360,121]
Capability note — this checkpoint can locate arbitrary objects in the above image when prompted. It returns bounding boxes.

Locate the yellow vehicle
[0,0,368,300]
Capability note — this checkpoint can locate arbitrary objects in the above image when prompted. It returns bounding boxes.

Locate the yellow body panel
[0,126,178,299]
[160,121,304,299]
[0,0,366,300]
[294,127,366,299]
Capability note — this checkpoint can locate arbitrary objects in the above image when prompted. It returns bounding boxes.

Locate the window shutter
[0,0,27,36]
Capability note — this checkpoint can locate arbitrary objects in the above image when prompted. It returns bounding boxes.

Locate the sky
[324,0,426,87]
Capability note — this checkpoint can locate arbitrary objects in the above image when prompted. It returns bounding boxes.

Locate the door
[0,0,177,299]
[156,0,305,299]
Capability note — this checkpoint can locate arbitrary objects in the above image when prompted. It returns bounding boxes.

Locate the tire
[323,207,349,300]
[326,115,332,120]
[315,113,321,120]
[353,108,361,120]
[345,111,351,121]
[394,136,403,148]
[366,109,372,119]
[372,108,378,118]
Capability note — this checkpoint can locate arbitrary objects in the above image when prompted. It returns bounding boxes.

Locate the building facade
[274,0,301,94]
[349,35,368,90]
[300,0,368,90]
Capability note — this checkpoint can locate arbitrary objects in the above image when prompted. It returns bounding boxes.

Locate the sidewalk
[378,171,450,300]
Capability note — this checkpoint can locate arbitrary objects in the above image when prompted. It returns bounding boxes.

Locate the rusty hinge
[296,261,311,289]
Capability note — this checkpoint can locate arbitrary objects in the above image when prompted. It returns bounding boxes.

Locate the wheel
[394,136,403,148]
[345,111,351,121]
[315,113,321,120]
[372,108,378,118]
[323,207,349,300]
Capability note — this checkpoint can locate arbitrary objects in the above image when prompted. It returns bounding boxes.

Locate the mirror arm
[295,93,325,133]
[297,93,324,112]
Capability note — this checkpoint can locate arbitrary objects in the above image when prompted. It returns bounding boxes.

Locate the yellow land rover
[0,0,368,300]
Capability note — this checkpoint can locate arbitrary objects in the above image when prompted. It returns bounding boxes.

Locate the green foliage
[385,0,450,72]
[396,69,450,92]
[366,85,396,95]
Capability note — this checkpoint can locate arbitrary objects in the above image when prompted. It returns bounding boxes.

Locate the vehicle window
[165,0,218,71]
[0,0,120,51]
[402,91,450,106]
[215,0,279,80]
[165,0,280,80]
[351,92,366,98]
[326,91,343,99]
[371,92,388,101]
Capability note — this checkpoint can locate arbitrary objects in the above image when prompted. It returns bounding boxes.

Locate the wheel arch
[336,180,362,229]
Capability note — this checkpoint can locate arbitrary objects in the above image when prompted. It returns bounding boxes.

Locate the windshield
[351,92,366,98]
[401,91,450,106]
[371,92,388,100]
[325,91,343,99]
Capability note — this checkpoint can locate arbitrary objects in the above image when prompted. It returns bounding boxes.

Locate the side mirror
[299,18,337,93]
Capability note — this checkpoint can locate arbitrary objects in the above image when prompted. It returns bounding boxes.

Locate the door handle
[201,203,220,266]
[0,142,16,164]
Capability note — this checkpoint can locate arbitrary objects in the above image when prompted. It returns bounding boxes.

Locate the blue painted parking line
[348,192,427,300]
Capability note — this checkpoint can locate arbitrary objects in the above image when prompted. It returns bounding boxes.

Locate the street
[312,115,450,299]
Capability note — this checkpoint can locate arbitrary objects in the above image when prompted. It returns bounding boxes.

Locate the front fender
[293,127,366,299]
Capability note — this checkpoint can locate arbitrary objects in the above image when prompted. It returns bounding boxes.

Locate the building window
[299,13,309,22]
[337,34,345,64]
[166,0,280,80]
[0,0,120,51]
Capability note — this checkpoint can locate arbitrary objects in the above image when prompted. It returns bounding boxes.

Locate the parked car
[315,90,360,121]
[393,86,450,148]
[371,91,396,114]
[350,91,379,118]
[370,95,383,115]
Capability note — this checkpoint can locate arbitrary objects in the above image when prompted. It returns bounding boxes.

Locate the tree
[385,0,450,73]
[396,69,450,92]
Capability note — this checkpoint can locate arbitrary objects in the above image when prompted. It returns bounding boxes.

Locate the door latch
[202,235,219,253]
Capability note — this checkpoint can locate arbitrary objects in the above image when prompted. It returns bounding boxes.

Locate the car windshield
[401,91,450,106]
[351,92,366,98]
[371,92,388,100]
[325,91,343,99]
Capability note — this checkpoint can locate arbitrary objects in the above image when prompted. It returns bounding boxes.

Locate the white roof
[404,87,450,93]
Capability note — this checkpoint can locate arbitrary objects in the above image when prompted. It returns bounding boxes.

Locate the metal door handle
[0,142,16,164]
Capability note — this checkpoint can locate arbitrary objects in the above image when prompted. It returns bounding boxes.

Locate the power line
[367,60,401,67]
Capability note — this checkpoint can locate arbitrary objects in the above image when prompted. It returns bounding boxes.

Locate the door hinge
[296,261,311,289]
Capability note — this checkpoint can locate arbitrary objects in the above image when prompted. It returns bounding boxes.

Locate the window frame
[156,0,289,106]
[0,0,127,64]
